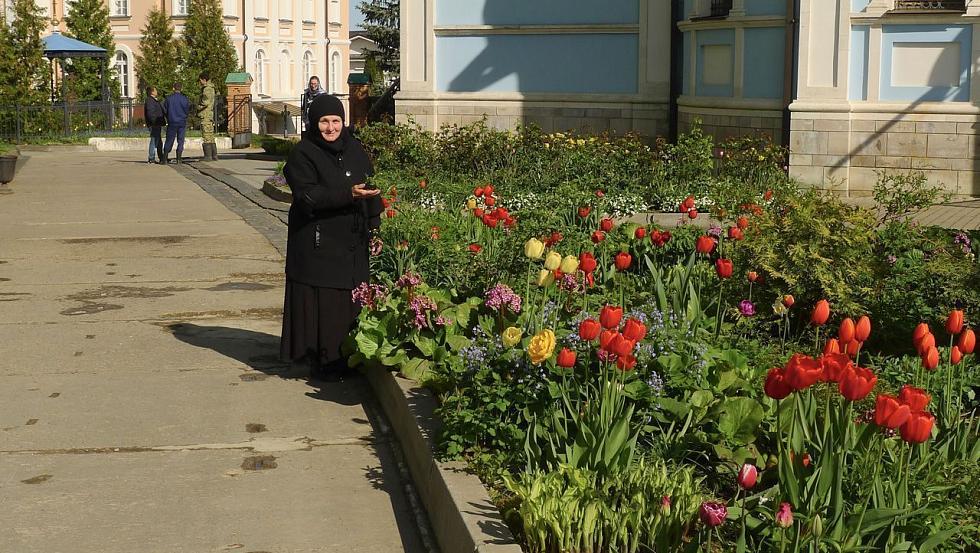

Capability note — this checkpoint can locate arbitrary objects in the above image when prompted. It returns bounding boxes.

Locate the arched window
[254,50,265,94]
[280,49,291,94]
[330,51,341,93]
[114,51,130,97]
[303,51,314,86]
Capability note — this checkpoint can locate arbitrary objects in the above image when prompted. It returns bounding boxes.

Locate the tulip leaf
[918,528,960,553]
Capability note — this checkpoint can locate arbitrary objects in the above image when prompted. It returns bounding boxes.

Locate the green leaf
[918,528,960,553]
[354,331,380,358]
[718,397,764,445]
[412,334,437,357]
[400,357,431,380]
[446,334,471,352]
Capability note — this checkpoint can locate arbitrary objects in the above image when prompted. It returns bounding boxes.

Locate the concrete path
[0,151,427,552]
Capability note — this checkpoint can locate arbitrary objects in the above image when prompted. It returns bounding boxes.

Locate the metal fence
[894,0,966,10]
[0,99,146,142]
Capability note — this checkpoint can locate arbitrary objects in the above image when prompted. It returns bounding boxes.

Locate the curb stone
[362,365,523,553]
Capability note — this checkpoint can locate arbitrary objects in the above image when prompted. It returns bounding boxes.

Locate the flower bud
[559,255,579,274]
[523,238,545,260]
[543,251,562,271]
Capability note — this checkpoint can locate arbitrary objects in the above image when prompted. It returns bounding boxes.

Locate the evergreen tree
[134,7,179,101]
[64,0,119,101]
[0,0,49,105]
[180,0,237,99]
[358,0,399,78]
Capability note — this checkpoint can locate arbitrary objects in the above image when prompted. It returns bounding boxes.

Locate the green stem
[714,281,725,339]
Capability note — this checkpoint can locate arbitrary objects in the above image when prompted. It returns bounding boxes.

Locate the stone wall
[397,99,669,138]
[789,111,980,196]
[678,109,784,144]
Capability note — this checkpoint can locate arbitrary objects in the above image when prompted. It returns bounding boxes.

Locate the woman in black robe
[280,95,382,380]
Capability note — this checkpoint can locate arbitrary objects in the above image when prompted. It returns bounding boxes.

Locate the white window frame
[173,0,189,16]
[111,0,129,17]
[280,49,291,94]
[330,51,341,93]
[303,51,314,86]
[328,0,340,24]
[114,51,130,97]
[255,49,265,94]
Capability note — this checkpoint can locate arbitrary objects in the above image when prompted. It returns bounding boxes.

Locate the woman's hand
[351,184,381,199]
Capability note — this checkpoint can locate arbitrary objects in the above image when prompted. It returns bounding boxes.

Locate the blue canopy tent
[42,31,109,103]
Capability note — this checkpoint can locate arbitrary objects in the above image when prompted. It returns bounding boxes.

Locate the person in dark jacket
[301,75,325,128]
[280,94,382,381]
[144,86,167,164]
[162,82,191,164]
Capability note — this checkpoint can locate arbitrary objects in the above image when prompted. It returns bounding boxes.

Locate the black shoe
[176,154,182,165]
[158,156,168,165]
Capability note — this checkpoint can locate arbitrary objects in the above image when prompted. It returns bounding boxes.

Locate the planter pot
[0,155,16,194]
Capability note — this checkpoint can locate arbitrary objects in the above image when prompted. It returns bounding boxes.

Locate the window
[255,50,265,94]
[111,0,128,17]
[114,51,130,97]
[280,49,291,93]
[330,51,341,93]
[303,0,314,21]
[173,0,189,16]
[709,0,732,17]
[328,0,340,23]
[281,0,292,20]
[223,0,237,16]
[255,0,268,18]
[303,51,314,85]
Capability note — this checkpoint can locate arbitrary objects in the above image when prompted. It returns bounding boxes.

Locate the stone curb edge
[362,365,523,553]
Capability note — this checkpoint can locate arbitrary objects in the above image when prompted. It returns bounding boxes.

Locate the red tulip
[946,309,965,335]
[958,328,975,354]
[616,354,637,371]
[921,346,939,371]
[682,196,696,210]
[747,271,758,283]
[823,338,841,356]
[688,208,699,219]
[577,206,591,218]
[912,323,930,347]
[839,366,877,401]
[900,411,934,444]
[600,218,614,232]
[484,185,494,196]
[715,258,733,279]
[578,319,601,341]
[622,318,647,342]
[784,354,823,391]
[838,318,855,344]
[473,208,485,218]
[591,230,606,243]
[782,295,795,309]
[599,329,618,350]
[504,216,516,228]
[599,305,623,329]
[728,227,744,241]
[874,394,911,429]
[820,352,851,382]
[951,346,963,365]
[482,214,499,228]
[737,216,749,230]
[634,227,647,240]
[609,334,636,357]
[468,243,482,254]
[614,251,632,271]
[556,348,577,368]
[916,332,936,355]
[474,186,484,197]
[484,196,496,207]
[898,385,931,412]
[494,207,508,219]
[695,235,716,254]
[549,231,563,245]
[737,464,758,490]
[764,367,793,399]
[579,252,597,274]
[385,208,397,218]
[699,501,727,527]
[855,315,872,342]
[811,300,830,326]
[846,339,862,358]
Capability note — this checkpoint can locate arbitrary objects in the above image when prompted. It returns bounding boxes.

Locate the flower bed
[349,121,980,552]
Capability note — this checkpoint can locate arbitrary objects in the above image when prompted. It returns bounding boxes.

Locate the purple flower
[396,271,423,288]
[408,294,438,329]
[352,282,388,309]
[484,283,522,313]
[708,225,723,238]
[370,237,383,256]
[738,300,756,317]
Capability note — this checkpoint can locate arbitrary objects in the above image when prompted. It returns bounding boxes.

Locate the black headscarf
[305,94,349,155]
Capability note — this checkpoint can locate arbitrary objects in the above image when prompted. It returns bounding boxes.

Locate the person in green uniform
[198,72,217,161]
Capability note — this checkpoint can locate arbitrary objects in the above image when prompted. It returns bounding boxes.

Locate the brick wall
[679,110,784,144]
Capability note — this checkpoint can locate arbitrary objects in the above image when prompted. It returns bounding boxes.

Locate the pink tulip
[775,502,794,528]
[699,501,728,527]
[737,464,758,489]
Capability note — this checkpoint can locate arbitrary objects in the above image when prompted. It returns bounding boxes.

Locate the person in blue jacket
[161,82,191,164]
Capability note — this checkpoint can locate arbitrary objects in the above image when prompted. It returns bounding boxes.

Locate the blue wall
[743,27,785,98]
[436,0,639,26]
[683,32,692,95]
[435,34,639,94]
[695,29,735,97]
[745,0,787,16]
[879,24,972,102]
[849,26,869,100]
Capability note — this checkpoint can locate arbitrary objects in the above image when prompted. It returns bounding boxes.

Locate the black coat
[144,96,166,127]
[283,131,382,289]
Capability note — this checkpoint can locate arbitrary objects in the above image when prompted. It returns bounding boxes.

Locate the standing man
[198,72,217,161]
[144,86,167,165]
[162,82,190,164]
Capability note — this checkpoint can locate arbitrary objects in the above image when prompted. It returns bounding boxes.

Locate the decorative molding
[433,24,640,36]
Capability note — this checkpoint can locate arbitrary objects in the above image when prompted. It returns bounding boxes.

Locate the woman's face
[318,115,343,142]
[309,78,320,89]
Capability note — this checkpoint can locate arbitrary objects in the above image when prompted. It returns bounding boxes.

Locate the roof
[254,101,302,116]
[350,31,377,44]
[42,32,107,58]
[225,72,253,85]
[348,73,371,85]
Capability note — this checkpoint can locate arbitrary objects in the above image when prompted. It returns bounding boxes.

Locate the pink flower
[737,464,757,489]
[738,300,756,317]
[699,501,728,527]
[775,502,794,528]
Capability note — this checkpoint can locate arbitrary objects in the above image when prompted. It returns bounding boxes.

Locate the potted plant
[0,143,17,194]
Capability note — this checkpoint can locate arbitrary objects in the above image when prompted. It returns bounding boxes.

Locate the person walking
[198,72,217,161]
[162,82,190,164]
[302,75,325,128]
[280,95,382,381]
[144,86,167,165]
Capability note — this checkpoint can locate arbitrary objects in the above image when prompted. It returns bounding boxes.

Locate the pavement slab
[0,150,427,552]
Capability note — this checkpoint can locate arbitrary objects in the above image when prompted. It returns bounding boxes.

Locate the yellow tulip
[559,255,579,274]
[536,269,555,288]
[524,238,545,260]
[527,329,556,365]
[502,326,523,348]
[543,251,561,271]
[466,198,477,209]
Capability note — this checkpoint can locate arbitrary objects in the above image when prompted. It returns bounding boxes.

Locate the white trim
[434,24,640,35]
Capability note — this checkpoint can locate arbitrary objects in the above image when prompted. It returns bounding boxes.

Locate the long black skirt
[279,280,360,365]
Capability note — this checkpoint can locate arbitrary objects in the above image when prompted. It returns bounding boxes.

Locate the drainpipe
[781,0,799,149]
[669,0,682,142]
[241,0,248,66]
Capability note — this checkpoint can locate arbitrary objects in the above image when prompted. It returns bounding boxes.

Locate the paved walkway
[0,150,427,552]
